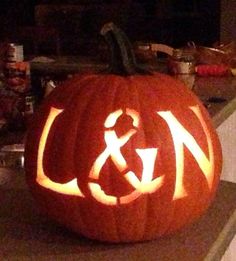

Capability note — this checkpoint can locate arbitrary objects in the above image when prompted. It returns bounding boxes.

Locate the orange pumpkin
[25,23,222,242]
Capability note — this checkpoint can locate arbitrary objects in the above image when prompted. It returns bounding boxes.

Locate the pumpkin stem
[100,22,150,76]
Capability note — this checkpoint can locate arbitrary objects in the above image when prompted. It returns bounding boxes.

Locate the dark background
[0,1,221,55]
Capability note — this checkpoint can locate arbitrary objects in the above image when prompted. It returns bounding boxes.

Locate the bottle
[169,48,196,75]
[3,43,33,130]
[3,43,31,94]
[168,48,196,89]
[23,91,35,128]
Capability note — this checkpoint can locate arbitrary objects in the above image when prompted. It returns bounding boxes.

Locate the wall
[0,1,221,50]
[217,110,236,261]
[220,0,236,42]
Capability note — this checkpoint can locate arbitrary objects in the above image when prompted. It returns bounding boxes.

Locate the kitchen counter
[30,56,236,128]
[1,58,236,260]
[30,55,108,76]
[1,75,236,150]
[193,76,236,128]
[0,172,236,261]
[1,60,236,151]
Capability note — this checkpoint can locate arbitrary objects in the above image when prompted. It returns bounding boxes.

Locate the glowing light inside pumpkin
[90,109,138,178]
[123,149,163,194]
[104,108,140,128]
[89,148,164,205]
[36,105,215,205]
[88,110,164,205]
[36,107,84,197]
[158,105,214,200]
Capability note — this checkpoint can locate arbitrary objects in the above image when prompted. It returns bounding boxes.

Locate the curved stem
[100,22,150,76]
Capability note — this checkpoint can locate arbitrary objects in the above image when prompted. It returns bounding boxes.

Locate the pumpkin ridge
[109,76,132,242]
[73,75,114,177]
[137,75,178,237]
[147,76,181,235]
[102,76,124,241]
[142,77,157,238]
[76,75,123,241]
[123,76,147,241]
[121,76,152,241]
[150,108,176,237]
[45,76,103,183]
[134,76,160,239]
[125,77,145,240]
[45,75,99,114]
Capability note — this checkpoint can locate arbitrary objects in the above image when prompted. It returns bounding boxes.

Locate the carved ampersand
[88,108,164,205]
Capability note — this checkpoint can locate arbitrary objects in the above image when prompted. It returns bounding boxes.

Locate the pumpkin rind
[24,23,222,243]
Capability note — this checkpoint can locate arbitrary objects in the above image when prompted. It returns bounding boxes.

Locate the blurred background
[1,0,234,56]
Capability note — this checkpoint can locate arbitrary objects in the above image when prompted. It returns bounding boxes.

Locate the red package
[195,64,229,76]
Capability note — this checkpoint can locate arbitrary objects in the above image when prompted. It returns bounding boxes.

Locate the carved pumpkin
[25,23,222,243]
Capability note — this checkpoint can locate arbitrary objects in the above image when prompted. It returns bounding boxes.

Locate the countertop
[193,76,236,128]
[0,172,236,261]
[30,56,236,128]
[1,58,236,260]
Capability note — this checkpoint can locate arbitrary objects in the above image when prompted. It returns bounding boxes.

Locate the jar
[168,49,196,75]
[168,49,196,89]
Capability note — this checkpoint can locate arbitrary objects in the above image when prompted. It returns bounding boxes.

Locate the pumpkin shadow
[2,179,236,259]
[1,185,132,256]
